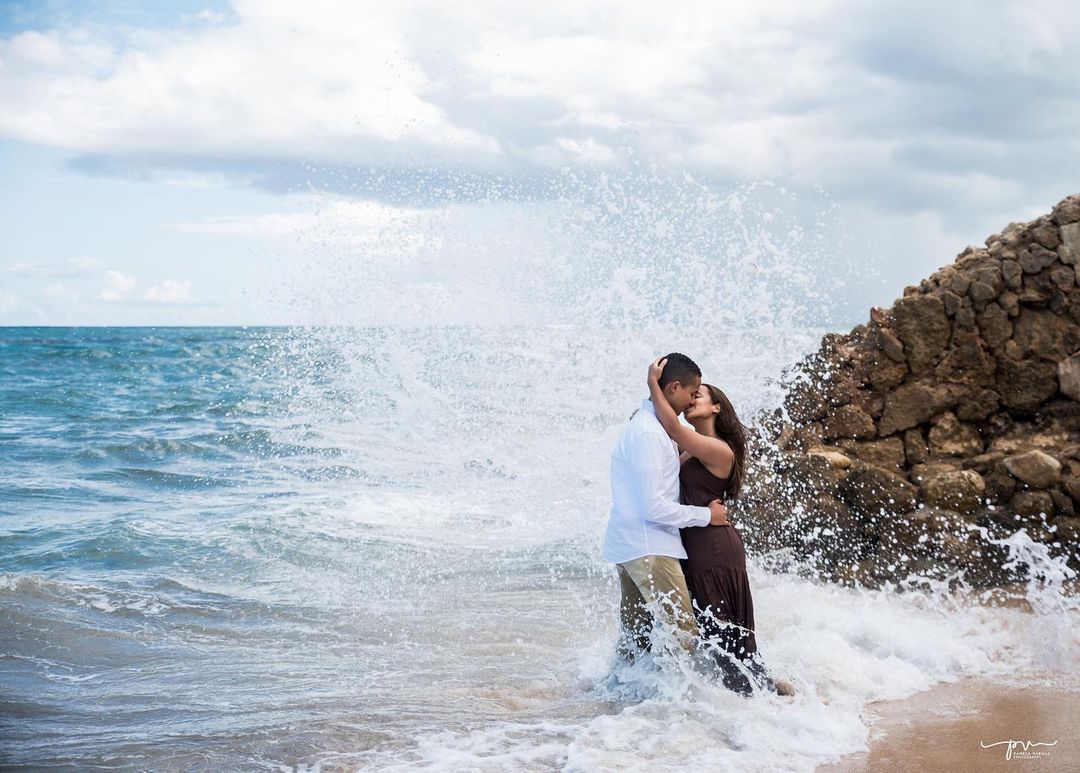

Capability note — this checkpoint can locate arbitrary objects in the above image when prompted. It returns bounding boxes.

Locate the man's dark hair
[658,352,701,389]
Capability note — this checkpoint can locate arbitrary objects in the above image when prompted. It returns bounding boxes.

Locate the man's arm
[630,431,715,528]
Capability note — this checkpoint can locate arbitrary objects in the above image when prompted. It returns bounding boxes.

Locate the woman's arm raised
[648,357,734,473]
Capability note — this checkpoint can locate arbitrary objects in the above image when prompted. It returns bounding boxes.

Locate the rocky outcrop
[740,194,1080,589]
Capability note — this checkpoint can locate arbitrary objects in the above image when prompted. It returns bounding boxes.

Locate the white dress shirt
[601,399,711,564]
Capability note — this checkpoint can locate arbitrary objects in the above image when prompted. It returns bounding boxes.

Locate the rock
[893,295,950,373]
[968,281,997,306]
[1050,516,1080,543]
[935,330,996,386]
[1051,489,1075,517]
[1051,265,1076,292]
[1052,195,1080,226]
[920,470,986,514]
[863,350,908,390]
[904,428,928,465]
[1016,286,1051,307]
[1012,309,1080,362]
[998,291,1020,317]
[1019,246,1058,274]
[837,437,906,471]
[1059,222,1080,265]
[822,404,876,440]
[910,462,960,483]
[928,412,984,456]
[807,448,852,470]
[954,305,977,330]
[983,462,1018,501]
[1010,490,1055,518]
[996,358,1059,413]
[1059,353,1080,400]
[879,329,905,361]
[1030,221,1061,250]
[741,193,1080,591]
[1002,260,1024,290]
[840,464,919,517]
[976,303,1012,348]
[879,381,962,435]
[1064,475,1080,504]
[955,387,1001,422]
[1003,449,1062,488]
[947,274,971,296]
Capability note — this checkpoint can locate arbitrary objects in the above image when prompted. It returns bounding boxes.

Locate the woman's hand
[648,356,667,386]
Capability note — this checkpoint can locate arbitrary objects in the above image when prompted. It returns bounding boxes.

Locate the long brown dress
[679,456,773,695]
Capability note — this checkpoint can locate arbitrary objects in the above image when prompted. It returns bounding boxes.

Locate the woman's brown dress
[679,456,773,694]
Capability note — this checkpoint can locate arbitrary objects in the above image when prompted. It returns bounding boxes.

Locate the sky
[1,0,1079,326]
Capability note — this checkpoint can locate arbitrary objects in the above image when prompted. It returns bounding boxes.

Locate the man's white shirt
[601,399,711,564]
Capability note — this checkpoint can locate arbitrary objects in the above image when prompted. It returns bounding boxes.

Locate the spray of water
[239,162,1080,770]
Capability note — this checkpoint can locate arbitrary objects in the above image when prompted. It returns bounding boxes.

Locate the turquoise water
[3,325,1078,771]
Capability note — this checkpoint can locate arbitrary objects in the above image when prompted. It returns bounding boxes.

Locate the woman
[647,357,795,697]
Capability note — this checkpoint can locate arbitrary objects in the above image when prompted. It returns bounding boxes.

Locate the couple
[601,352,794,697]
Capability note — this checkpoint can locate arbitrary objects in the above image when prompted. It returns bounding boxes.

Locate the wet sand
[816,676,1079,773]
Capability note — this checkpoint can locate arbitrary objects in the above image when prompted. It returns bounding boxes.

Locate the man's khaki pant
[616,555,699,659]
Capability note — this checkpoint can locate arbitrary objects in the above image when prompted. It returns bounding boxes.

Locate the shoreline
[815,674,1079,773]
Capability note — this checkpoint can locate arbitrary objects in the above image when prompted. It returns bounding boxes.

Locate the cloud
[144,280,192,303]
[0,0,1074,227]
[100,269,136,300]
[5,255,105,277]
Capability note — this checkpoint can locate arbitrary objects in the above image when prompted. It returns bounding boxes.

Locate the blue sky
[1,0,1078,326]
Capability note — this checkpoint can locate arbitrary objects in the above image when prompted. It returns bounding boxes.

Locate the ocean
[2,325,1078,771]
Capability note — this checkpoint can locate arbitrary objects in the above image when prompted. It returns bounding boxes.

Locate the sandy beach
[816,675,1079,773]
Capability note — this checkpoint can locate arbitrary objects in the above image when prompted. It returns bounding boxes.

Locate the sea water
[2,323,1078,771]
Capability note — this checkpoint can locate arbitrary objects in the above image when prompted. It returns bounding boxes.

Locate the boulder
[1059,353,1080,401]
[1012,309,1080,362]
[928,412,984,457]
[955,387,1001,422]
[1059,222,1080,264]
[840,464,919,517]
[893,295,951,373]
[837,437,906,471]
[1019,245,1058,274]
[1010,490,1055,518]
[903,428,928,465]
[920,470,986,514]
[1053,194,1080,226]
[935,330,996,386]
[996,358,1058,413]
[879,381,962,435]
[1003,449,1062,488]
[807,448,853,470]
[822,404,876,441]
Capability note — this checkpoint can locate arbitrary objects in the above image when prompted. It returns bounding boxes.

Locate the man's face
[667,376,701,416]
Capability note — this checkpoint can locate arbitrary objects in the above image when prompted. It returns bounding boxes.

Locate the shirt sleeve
[630,431,712,528]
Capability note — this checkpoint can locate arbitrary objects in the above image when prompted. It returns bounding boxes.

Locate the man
[602,352,730,660]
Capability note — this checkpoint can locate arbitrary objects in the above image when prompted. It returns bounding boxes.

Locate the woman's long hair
[704,383,749,500]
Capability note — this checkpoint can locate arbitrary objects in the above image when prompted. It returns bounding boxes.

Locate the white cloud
[0,1,500,161]
[165,196,446,253]
[5,255,105,277]
[144,280,192,303]
[100,269,137,301]
[1,0,1075,221]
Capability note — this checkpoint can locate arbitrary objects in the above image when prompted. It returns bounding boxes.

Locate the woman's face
[684,385,718,421]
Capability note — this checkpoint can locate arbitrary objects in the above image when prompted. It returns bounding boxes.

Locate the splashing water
[2,170,1079,770]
